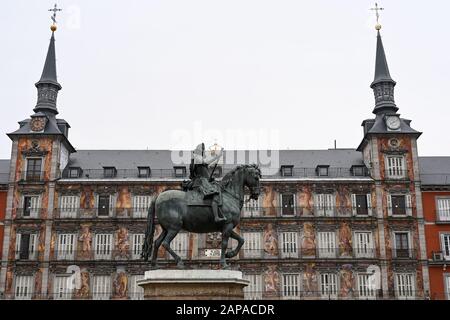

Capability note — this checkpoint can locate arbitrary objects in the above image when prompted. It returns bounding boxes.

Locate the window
[351,194,372,216]
[437,198,450,221]
[243,232,262,258]
[68,167,81,178]
[94,234,112,260]
[92,275,111,300]
[57,234,76,260]
[320,273,338,299]
[282,274,300,299]
[281,193,295,216]
[129,275,144,300]
[132,234,145,259]
[316,165,329,177]
[281,165,293,177]
[132,195,152,218]
[280,232,298,258]
[242,194,260,217]
[22,195,40,218]
[351,165,366,177]
[103,166,117,178]
[15,233,37,260]
[53,276,72,300]
[441,234,450,260]
[137,167,151,178]
[314,194,335,217]
[388,194,412,216]
[395,273,415,299]
[243,274,263,300]
[174,166,186,178]
[446,276,450,300]
[394,232,410,258]
[317,231,336,258]
[357,274,376,299]
[386,156,405,178]
[171,233,188,259]
[26,158,42,181]
[97,195,111,217]
[354,232,374,258]
[59,195,79,218]
[14,275,34,300]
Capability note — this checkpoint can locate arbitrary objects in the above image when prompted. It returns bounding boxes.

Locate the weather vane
[49,3,62,31]
[370,3,384,30]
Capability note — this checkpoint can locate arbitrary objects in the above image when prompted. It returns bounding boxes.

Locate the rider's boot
[212,202,226,223]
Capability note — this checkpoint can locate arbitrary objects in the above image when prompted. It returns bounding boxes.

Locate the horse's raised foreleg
[220,223,234,269]
[225,230,244,259]
[150,228,167,268]
[161,229,184,268]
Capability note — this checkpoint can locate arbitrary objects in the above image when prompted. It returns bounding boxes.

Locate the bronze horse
[142,164,261,268]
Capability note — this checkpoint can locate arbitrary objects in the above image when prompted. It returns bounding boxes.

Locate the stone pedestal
[137,269,249,300]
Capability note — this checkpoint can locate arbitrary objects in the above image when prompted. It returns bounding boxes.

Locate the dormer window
[174,166,186,178]
[281,165,294,177]
[68,167,82,178]
[138,166,151,178]
[316,165,329,177]
[103,167,117,178]
[351,165,366,177]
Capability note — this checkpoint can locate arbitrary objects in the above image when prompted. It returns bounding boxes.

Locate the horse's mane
[220,164,261,188]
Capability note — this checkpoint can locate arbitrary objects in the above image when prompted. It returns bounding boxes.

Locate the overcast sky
[1,0,449,159]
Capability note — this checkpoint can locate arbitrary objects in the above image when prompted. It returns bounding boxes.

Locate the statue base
[137,269,249,300]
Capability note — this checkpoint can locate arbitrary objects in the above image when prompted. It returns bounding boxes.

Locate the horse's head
[244,164,262,200]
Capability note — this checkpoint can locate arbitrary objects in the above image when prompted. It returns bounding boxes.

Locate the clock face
[386,116,401,130]
[30,117,47,132]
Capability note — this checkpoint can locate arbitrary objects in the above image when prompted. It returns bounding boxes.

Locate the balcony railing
[435,209,450,223]
[392,248,417,259]
[14,208,45,219]
[18,171,46,182]
[241,206,375,218]
[53,208,149,219]
[236,248,378,260]
[384,170,410,180]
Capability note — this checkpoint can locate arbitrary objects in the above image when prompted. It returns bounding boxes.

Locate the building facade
[1,21,448,300]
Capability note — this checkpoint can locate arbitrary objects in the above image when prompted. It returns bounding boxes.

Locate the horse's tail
[141,199,156,261]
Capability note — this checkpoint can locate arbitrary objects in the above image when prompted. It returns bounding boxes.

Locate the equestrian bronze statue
[142,143,261,268]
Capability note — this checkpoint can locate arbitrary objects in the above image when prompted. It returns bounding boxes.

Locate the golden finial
[48,4,62,32]
[370,3,384,30]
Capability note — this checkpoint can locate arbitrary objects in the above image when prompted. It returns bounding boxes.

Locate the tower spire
[34,4,62,115]
[369,4,398,115]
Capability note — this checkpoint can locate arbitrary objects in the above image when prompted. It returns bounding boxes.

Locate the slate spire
[370,28,398,115]
[34,30,62,115]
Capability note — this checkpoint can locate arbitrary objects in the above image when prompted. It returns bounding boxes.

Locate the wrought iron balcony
[241,206,375,218]
[53,207,149,219]
[435,210,450,223]
[17,171,46,182]
[14,208,45,219]
[392,248,417,259]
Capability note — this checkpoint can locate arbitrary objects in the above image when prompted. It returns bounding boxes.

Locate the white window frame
[282,273,301,299]
[21,195,41,218]
[242,232,262,258]
[387,193,412,216]
[395,273,415,300]
[92,275,111,300]
[357,273,377,300]
[353,231,374,258]
[53,275,72,300]
[15,233,38,260]
[129,275,144,300]
[131,233,145,260]
[57,233,76,260]
[445,274,450,300]
[243,194,261,217]
[436,197,450,221]
[243,274,263,300]
[132,195,152,218]
[59,195,80,218]
[25,157,43,180]
[317,231,336,258]
[392,231,412,258]
[441,233,450,260]
[319,273,338,299]
[351,194,372,216]
[14,275,34,300]
[171,232,189,259]
[94,233,113,260]
[280,232,299,258]
[280,193,296,216]
[314,194,335,217]
[385,155,406,179]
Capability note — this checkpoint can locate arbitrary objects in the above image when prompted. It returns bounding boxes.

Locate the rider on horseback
[189,143,227,223]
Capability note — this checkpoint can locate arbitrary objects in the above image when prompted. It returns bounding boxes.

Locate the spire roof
[35,32,61,89]
[371,31,395,87]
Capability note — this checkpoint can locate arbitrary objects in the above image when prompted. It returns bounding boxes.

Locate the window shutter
[15,233,21,259]
[406,194,412,216]
[29,234,37,259]
[387,194,392,216]
[366,194,373,216]
[351,194,357,216]
[30,196,40,218]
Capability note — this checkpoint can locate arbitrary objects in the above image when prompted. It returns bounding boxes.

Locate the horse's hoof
[225,251,234,258]
[176,261,185,269]
[220,263,230,269]
[149,264,159,270]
